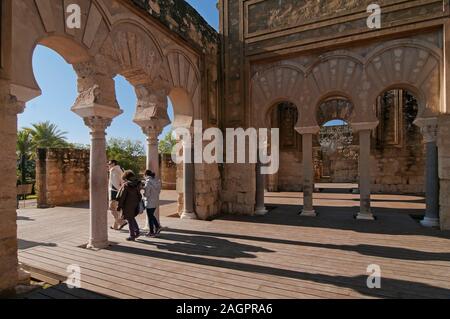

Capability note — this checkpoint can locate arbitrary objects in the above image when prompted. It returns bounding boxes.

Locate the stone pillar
[351,122,378,220]
[255,161,268,215]
[133,84,170,227]
[145,128,160,175]
[142,125,163,226]
[415,117,440,227]
[296,126,320,217]
[0,87,25,295]
[84,117,112,249]
[181,138,197,219]
[72,61,122,248]
[356,129,375,220]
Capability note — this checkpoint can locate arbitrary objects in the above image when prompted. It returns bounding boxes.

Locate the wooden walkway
[17,192,450,299]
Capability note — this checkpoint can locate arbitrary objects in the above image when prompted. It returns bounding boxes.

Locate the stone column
[133,84,170,227]
[415,117,440,227]
[72,61,122,248]
[181,138,197,219]
[255,161,268,215]
[0,87,26,294]
[357,129,374,220]
[296,126,320,217]
[84,117,112,249]
[142,125,163,226]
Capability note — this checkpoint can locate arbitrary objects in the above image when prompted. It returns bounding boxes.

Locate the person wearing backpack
[143,170,162,237]
[117,170,143,241]
[108,160,127,230]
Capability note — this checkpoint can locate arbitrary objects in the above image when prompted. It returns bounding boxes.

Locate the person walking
[143,170,162,237]
[108,160,127,230]
[117,170,143,241]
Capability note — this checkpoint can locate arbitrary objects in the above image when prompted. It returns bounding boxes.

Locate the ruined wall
[160,154,176,190]
[438,114,450,230]
[36,148,90,207]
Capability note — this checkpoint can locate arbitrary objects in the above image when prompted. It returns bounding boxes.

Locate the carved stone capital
[0,92,25,116]
[0,82,29,115]
[143,124,163,146]
[84,116,112,135]
[295,125,320,135]
[414,117,438,143]
[351,121,379,133]
[72,61,121,114]
[134,84,170,129]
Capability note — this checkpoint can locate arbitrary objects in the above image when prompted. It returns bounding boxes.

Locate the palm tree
[16,129,33,184]
[29,121,69,149]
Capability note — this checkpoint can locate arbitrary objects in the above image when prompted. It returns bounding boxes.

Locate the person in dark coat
[117,170,142,241]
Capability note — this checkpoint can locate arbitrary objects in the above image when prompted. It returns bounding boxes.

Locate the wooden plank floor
[17,191,450,299]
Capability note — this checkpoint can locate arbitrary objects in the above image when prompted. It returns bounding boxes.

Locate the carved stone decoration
[317,98,354,126]
[249,0,369,33]
[0,90,26,116]
[133,84,170,130]
[84,116,112,134]
[103,28,163,85]
[415,117,438,143]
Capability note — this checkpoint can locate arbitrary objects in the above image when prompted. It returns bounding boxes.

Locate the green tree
[107,138,146,175]
[158,130,177,155]
[16,129,33,184]
[29,121,69,149]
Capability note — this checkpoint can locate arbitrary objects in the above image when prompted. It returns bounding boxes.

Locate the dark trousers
[126,217,140,238]
[146,208,160,234]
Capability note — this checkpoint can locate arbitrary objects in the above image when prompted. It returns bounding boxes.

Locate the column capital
[351,121,379,133]
[143,125,163,145]
[72,60,122,119]
[0,92,25,115]
[133,84,170,129]
[295,125,320,135]
[0,82,31,115]
[84,116,112,134]
[414,117,438,143]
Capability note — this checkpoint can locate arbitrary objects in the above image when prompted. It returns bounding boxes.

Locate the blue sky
[18,1,219,146]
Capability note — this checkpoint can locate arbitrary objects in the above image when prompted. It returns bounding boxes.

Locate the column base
[87,239,110,250]
[356,212,375,220]
[180,211,198,220]
[255,207,268,216]
[420,217,440,228]
[300,209,317,217]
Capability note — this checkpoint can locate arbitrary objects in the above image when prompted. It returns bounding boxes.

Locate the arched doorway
[314,97,358,191]
[266,101,301,192]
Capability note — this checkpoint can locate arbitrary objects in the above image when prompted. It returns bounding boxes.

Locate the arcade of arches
[1,0,450,294]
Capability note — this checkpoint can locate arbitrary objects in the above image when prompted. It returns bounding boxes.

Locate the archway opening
[314,97,358,191]
[373,88,425,197]
[17,45,85,210]
[266,101,301,192]
[157,88,194,218]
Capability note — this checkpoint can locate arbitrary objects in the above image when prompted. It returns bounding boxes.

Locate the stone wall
[160,154,176,190]
[221,163,256,216]
[36,148,90,208]
[438,114,450,230]
[195,163,221,220]
[278,151,302,191]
